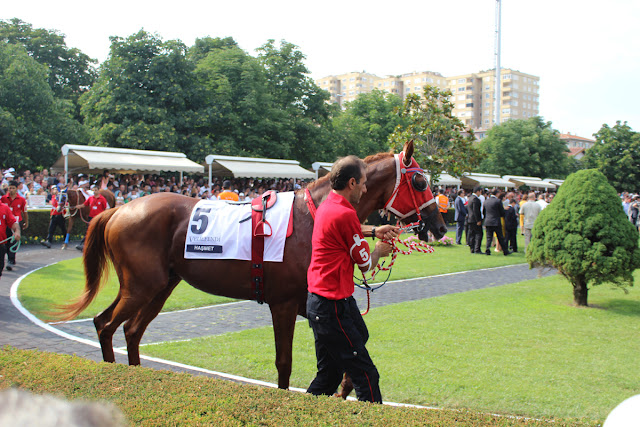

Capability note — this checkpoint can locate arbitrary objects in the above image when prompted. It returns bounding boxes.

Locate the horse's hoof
[61,244,67,250]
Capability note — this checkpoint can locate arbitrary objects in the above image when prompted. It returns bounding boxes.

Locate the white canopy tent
[503,175,557,190]
[204,155,315,187]
[461,173,515,189]
[544,178,564,187]
[429,172,462,188]
[311,162,333,180]
[51,144,204,184]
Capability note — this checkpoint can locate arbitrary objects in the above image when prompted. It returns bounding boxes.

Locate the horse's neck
[306,179,332,208]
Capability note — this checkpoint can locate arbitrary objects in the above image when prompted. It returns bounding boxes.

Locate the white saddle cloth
[183,192,294,261]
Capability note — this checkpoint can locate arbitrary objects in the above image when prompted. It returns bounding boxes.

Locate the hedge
[14,209,88,245]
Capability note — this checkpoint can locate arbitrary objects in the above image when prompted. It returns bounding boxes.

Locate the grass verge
[141,273,640,422]
[0,347,595,426]
[19,232,525,321]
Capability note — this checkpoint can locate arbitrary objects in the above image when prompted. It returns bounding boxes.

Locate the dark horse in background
[58,141,447,390]
[59,189,115,249]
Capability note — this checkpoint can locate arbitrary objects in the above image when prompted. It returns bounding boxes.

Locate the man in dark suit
[454,189,467,245]
[504,198,519,253]
[482,189,511,256]
[467,186,484,254]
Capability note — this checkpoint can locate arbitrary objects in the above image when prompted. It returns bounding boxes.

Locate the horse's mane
[306,151,395,190]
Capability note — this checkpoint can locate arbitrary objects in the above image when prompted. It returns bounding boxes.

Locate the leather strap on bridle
[304,188,317,220]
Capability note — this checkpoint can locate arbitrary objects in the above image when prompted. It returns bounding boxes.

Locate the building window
[457,78,465,83]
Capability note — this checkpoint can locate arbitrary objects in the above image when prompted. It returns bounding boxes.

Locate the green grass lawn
[141,273,640,422]
[19,231,526,321]
[18,258,235,321]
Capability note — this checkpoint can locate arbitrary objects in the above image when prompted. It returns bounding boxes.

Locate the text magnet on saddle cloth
[183,191,295,261]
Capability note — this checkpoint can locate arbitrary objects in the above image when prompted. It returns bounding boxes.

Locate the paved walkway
[0,243,555,383]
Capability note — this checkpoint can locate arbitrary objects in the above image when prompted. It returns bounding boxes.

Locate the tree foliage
[527,169,640,306]
[582,121,640,192]
[0,18,97,118]
[256,40,333,167]
[0,43,88,170]
[389,85,481,183]
[80,30,210,160]
[478,117,573,179]
[332,89,404,159]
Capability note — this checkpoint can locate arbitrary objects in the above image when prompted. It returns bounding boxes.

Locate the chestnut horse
[59,141,447,389]
[61,189,116,248]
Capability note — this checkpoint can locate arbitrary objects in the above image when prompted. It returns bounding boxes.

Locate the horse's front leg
[269,299,300,389]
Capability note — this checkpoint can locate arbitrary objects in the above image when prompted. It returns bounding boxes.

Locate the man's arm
[358,241,392,274]
[22,211,28,229]
[11,221,21,241]
[362,224,400,241]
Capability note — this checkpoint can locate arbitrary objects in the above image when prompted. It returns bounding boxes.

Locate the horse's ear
[402,140,414,166]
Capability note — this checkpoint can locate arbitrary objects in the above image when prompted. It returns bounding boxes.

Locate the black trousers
[46,215,67,243]
[306,292,382,403]
[485,225,508,254]
[5,222,21,264]
[506,227,518,252]
[0,243,5,276]
[468,222,483,253]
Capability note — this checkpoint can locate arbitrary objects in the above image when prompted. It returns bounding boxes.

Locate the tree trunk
[572,279,589,306]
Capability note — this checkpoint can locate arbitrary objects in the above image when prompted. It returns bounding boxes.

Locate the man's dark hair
[8,180,18,187]
[223,180,232,190]
[438,189,444,195]
[491,188,500,196]
[473,185,483,193]
[457,189,465,196]
[330,156,366,190]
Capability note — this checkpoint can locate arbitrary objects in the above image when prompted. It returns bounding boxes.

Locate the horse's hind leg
[269,299,300,389]
[93,295,121,363]
[123,276,180,365]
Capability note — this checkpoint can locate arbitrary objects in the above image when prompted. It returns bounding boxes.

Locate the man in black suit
[467,186,484,254]
[454,189,467,245]
[504,198,519,253]
[482,189,511,256]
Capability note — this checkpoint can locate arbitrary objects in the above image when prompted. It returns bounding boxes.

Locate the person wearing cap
[41,186,66,249]
[1,181,28,270]
[0,199,20,277]
[75,189,108,251]
[218,180,239,201]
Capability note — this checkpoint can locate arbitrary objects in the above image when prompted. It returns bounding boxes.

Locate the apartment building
[315,68,539,131]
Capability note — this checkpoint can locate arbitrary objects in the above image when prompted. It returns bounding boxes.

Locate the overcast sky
[5,0,639,138]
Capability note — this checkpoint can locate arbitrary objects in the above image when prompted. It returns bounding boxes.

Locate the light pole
[494,0,502,126]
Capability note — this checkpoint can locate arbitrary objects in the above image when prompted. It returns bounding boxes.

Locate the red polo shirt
[83,193,108,218]
[1,194,27,222]
[307,191,371,300]
[50,196,65,216]
[0,203,17,241]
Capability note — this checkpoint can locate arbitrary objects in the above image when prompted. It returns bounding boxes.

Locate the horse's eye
[411,173,427,192]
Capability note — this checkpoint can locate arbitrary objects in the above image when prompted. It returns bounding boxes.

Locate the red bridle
[383,152,435,222]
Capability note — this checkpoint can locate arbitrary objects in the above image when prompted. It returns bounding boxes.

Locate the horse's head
[377,140,448,241]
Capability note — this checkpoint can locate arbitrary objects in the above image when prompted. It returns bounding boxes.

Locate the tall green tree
[0,18,97,119]
[0,43,88,170]
[478,117,572,179]
[191,38,285,157]
[332,89,404,158]
[389,85,481,183]
[80,30,210,160]
[527,169,640,306]
[256,40,333,166]
[582,121,640,192]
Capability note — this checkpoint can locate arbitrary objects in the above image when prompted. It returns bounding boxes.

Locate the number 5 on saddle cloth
[184,191,295,304]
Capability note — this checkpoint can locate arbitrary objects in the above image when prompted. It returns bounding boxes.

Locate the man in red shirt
[41,186,67,249]
[0,202,20,278]
[306,156,399,403]
[75,188,108,251]
[1,181,28,270]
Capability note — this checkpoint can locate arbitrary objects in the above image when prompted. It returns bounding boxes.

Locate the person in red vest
[306,155,400,403]
[41,186,67,249]
[75,186,108,251]
[0,201,20,278]
[1,181,28,271]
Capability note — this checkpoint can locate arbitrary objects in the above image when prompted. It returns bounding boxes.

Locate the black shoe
[6,265,12,271]
[76,245,84,251]
[40,240,51,249]
[485,250,492,256]
[504,250,512,256]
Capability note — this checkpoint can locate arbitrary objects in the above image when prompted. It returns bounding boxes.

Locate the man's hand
[11,224,21,241]
[477,221,482,226]
[374,241,393,258]
[22,222,28,230]
[375,225,401,241]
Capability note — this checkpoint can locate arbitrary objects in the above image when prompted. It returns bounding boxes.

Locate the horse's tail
[54,207,120,321]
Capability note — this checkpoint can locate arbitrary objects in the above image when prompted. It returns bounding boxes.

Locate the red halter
[383,152,435,221]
